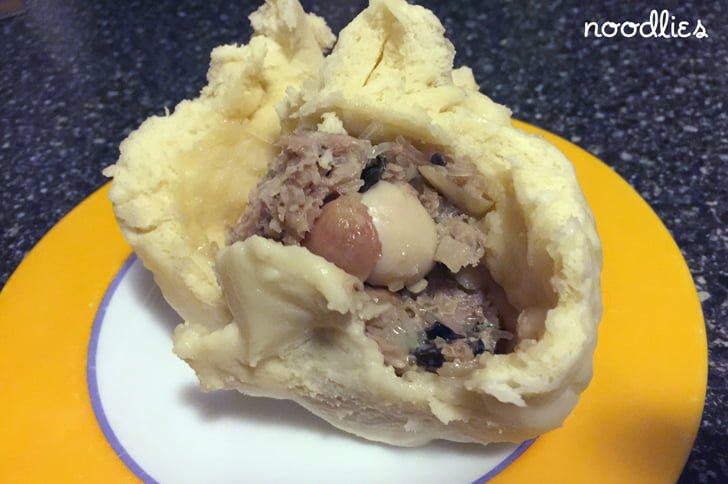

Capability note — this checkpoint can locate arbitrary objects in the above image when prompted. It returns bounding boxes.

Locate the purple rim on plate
[86,255,157,483]
[86,254,536,483]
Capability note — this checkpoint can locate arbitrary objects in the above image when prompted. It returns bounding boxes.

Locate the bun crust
[107,0,602,445]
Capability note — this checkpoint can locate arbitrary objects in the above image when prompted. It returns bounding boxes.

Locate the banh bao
[105,0,602,445]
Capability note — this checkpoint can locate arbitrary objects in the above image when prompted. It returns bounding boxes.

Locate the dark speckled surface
[1,0,726,480]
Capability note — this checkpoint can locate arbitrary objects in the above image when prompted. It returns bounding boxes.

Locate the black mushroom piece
[410,322,493,372]
[470,339,486,356]
[430,152,447,166]
[424,321,462,341]
[412,341,444,372]
[359,155,387,193]
[322,192,340,204]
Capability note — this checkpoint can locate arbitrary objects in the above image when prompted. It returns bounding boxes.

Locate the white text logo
[584,9,708,39]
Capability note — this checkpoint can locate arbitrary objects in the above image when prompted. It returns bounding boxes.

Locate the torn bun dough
[106,0,602,446]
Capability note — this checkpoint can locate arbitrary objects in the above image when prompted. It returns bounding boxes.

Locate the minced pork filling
[229,130,512,376]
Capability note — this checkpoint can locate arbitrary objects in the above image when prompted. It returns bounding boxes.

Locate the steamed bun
[106,0,602,445]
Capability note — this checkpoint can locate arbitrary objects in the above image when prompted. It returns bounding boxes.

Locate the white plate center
[89,257,531,483]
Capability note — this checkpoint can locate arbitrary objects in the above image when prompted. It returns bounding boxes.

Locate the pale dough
[106,0,602,445]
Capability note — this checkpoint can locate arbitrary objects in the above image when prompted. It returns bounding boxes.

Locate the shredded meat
[420,187,487,272]
[231,132,488,265]
[229,132,371,245]
[434,213,487,272]
[415,274,498,336]
[229,129,510,376]
[380,137,429,183]
[364,289,425,369]
[365,272,506,375]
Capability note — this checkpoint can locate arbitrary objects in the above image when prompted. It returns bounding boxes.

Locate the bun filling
[229,129,516,376]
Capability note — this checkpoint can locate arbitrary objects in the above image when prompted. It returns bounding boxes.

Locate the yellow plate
[0,121,706,483]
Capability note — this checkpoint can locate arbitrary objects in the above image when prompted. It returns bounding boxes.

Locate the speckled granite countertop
[1,0,725,480]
